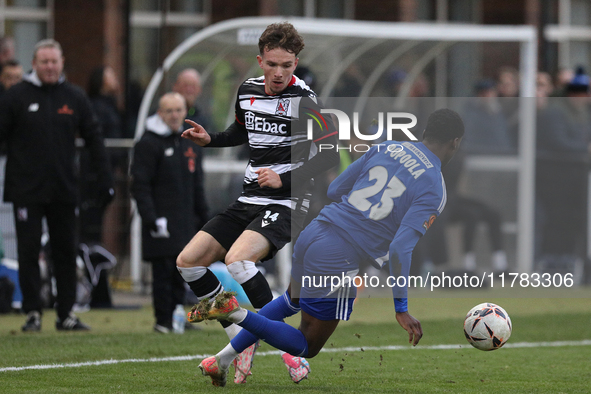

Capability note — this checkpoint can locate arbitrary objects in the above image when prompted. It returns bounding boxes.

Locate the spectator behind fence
[0,59,23,93]
[79,66,123,245]
[131,92,209,334]
[0,36,15,65]
[0,39,114,332]
[536,68,591,270]
[420,148,508,274]
[496,66,520,146]
[173,68,211,131]
[550,67,575,97]
[462,79,514,154]
[87,66,123,140]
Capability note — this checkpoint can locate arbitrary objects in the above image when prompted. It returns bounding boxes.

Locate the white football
[463,303,512,351]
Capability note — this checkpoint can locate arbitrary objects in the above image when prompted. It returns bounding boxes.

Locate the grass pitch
[1,290,590,393]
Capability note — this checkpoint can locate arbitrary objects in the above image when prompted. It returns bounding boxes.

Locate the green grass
[1,293,590,393]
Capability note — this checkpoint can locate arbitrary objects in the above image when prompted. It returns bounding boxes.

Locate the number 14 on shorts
[262,210,279,227]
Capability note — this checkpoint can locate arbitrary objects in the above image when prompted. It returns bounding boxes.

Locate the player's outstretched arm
[388,225,423,346]
[396,311,423,346]
[182,119,211,146]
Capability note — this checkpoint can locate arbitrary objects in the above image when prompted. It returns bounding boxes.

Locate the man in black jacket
[0,39,114,331]
[131,92,208,333]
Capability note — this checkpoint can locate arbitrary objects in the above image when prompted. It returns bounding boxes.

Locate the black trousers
[537,161,587,255]
[14,202,77,321]
[447,196,503,253]
[149,256,186,327]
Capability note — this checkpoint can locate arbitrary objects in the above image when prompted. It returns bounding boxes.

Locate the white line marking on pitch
[2,339,590,373]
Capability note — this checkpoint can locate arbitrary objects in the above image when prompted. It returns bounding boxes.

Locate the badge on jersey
[275,98,289,116]
[423,214,437,230]
[57,104,74,115]
[184,147,197,173]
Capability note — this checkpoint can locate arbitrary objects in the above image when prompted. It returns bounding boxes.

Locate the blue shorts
[291,220,363,321]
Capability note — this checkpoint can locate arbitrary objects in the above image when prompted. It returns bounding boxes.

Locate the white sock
[492,250,508,271]
[227,260,258,284]
[177,266,207,282]
[226,308,248,324]
[217,343,239,370]
[224,323,242,340]
[464,253,476,271]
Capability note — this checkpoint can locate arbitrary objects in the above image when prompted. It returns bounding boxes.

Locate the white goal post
[131,17,537,291]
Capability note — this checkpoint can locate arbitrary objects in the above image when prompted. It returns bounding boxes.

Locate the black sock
[187,268,222,300]
[220,320,233,328]
[241,271,273,309]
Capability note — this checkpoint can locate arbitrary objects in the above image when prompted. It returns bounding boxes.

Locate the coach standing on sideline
[0,39,114,332]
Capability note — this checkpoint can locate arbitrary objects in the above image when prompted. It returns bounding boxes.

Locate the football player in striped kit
[178,22,339,384]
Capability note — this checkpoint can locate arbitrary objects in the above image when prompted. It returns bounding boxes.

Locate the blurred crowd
[457,65,591,278]
[317,62,591,281]
[426,65,588,279]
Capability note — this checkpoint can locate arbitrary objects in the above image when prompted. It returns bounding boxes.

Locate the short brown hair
[258,22,304,56]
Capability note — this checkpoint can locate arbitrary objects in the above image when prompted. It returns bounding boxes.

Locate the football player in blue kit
[194,108,464,386]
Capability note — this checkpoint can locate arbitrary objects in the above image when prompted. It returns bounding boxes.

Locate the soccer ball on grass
[463,303,512,351]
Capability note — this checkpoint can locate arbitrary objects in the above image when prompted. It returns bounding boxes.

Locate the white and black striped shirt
[208,75,339,214]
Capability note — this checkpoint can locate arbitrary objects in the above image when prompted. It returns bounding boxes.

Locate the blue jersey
[318,141,446,269]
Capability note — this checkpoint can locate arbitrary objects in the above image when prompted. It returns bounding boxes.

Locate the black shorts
[201,201,297,261]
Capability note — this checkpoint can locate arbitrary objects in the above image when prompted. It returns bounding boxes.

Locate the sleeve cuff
[279,172,291,189]
[394,298,408,313]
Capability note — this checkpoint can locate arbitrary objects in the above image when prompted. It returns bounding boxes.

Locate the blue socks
[263,290,301,319]
[230,291,308,357]
[234,310,309,357]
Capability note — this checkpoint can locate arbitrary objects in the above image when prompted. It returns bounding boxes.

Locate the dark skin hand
[396,311,423,346]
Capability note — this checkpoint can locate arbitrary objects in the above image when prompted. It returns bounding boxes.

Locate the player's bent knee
[223,252,238,266]
[176,249,207,268]
[224,249,266,266]
[176,252,213,268]
[224,250,258,266]
[176,252,191,268]
[301,331,329,358]
[304,345,322,358]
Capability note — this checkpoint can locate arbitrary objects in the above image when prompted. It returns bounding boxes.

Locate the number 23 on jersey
[348,166,406,221]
